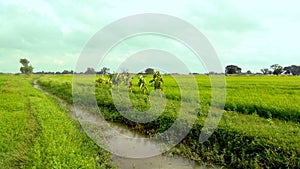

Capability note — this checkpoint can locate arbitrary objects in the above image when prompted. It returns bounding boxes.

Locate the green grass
[37,74,300,168]
[224,76,300,122]
[0,75,36,168]
[0,75,113,168]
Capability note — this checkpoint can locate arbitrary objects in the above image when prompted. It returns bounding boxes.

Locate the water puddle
[33,79,220,169]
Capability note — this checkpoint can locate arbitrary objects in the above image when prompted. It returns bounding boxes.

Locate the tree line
[226,64,300,76]
[16,58,300,76]
[33,67,111,75]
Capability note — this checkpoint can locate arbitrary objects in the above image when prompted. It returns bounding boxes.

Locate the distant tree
[20,58,29,66]
[246,70,252,74]
[19,58,33,75]
[145,68,155,74]
[99,67,110,75]
[284,65,300,75]
[283,67,291,75]
[270,64,283,75]
[61,70,74,74]
[85,67,96,74]
[225,65,242,74]
[46,72,55,74]
[261,68,271,75]
[293,66,300,75]
[33,71,45,74]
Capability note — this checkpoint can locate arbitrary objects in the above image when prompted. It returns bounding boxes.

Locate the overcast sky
[1,0,299,73]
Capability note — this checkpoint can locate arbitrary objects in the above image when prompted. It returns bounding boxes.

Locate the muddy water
[33,80,220,169]
[108,123,218,169]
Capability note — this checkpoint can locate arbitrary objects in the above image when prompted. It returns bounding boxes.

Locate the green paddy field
[1,74,299,168]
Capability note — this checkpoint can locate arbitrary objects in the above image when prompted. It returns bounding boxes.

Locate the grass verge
[0,75,114,168]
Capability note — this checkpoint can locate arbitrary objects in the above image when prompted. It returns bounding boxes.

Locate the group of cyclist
[96,71,163,95]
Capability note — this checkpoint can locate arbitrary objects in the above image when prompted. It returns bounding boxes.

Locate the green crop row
[224,76,300,122]
[39,74,300,122]
[0,75,114,168]
[37,74,300,168]
[135,75,300,122]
